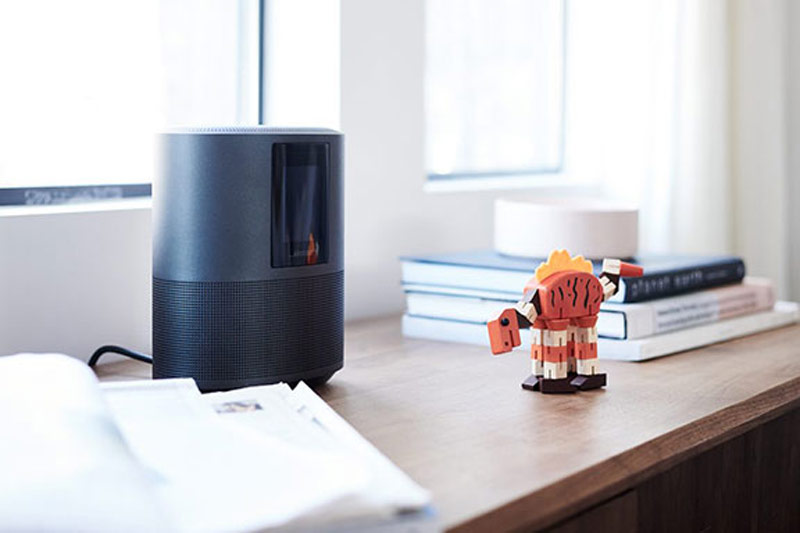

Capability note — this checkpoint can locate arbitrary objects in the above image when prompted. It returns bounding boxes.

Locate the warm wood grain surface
[94,317,800,531]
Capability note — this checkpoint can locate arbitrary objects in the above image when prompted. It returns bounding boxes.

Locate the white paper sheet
[102,379,370,532]
[0,354,432,532]
[0,354,169,531]
[203,383,431,529]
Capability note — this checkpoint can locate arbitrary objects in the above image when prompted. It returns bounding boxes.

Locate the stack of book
[400,250,800,361]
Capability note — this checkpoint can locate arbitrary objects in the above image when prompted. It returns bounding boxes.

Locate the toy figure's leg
[567,324,577,375]
[536,319,577,394]
[521,320,546,391]
[570,316,606,390]
[575,324,598,376]
[531,327,544,376]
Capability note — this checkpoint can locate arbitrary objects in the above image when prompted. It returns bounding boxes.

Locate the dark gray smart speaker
[153,127,344,391]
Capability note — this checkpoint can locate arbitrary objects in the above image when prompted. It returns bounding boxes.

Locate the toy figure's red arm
[487,289,541,355]
[599,259,644,301]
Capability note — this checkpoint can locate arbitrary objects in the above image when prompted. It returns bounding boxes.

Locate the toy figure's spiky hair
[535,249,593,282]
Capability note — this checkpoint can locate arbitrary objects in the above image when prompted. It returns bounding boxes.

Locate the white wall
[787,0,800,300]
[0,202,151,359]
[341,0,507,319]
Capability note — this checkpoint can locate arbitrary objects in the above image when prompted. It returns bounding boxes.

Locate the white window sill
[423,172,601,195]
[0,197,151,218]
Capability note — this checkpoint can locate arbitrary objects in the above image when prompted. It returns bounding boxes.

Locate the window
[424,0,566,180]
[0,0,338,204]
[0,0,257,192]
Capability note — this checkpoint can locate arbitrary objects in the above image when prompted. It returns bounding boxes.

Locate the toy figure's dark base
[521,375,576,393]
[521,374,541,391]
[571,373,607,390]
[521,373,607,394]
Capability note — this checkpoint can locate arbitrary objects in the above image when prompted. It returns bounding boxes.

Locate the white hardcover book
[402,301,800,362]
[601,278,775,339]
[404,290,626,340]
[401,261,529,295]
[403,283,520,301]
[405,292,513,324]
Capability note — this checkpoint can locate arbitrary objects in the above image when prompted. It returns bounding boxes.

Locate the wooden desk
[95,317,800,532]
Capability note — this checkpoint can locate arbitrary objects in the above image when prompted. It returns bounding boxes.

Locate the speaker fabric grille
[153,271,343,389]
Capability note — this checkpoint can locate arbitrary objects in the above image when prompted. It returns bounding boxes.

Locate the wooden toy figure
[487,249,643,393]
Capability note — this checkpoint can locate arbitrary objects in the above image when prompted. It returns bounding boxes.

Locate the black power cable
[88,345,153,368]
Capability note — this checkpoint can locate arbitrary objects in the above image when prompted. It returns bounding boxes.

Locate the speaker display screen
[271,143,329,267]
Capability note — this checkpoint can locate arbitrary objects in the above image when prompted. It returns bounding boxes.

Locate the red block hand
[487,309,521,355]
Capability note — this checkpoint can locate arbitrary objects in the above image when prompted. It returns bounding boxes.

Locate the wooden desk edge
[453,375,800,532]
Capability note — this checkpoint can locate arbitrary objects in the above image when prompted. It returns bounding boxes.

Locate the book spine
[621,260,745,303]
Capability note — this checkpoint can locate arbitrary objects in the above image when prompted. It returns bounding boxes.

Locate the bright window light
[425,0,565,179]
[0,0,258,189]
[262,0,340,128]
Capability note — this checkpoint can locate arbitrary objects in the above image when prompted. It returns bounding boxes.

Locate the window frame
[0,184,152,207]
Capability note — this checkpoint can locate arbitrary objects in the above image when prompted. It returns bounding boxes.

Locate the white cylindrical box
[494,198,638,259]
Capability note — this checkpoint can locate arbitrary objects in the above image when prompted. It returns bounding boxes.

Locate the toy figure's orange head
[535,250,593,281]
[524,249,592,292]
